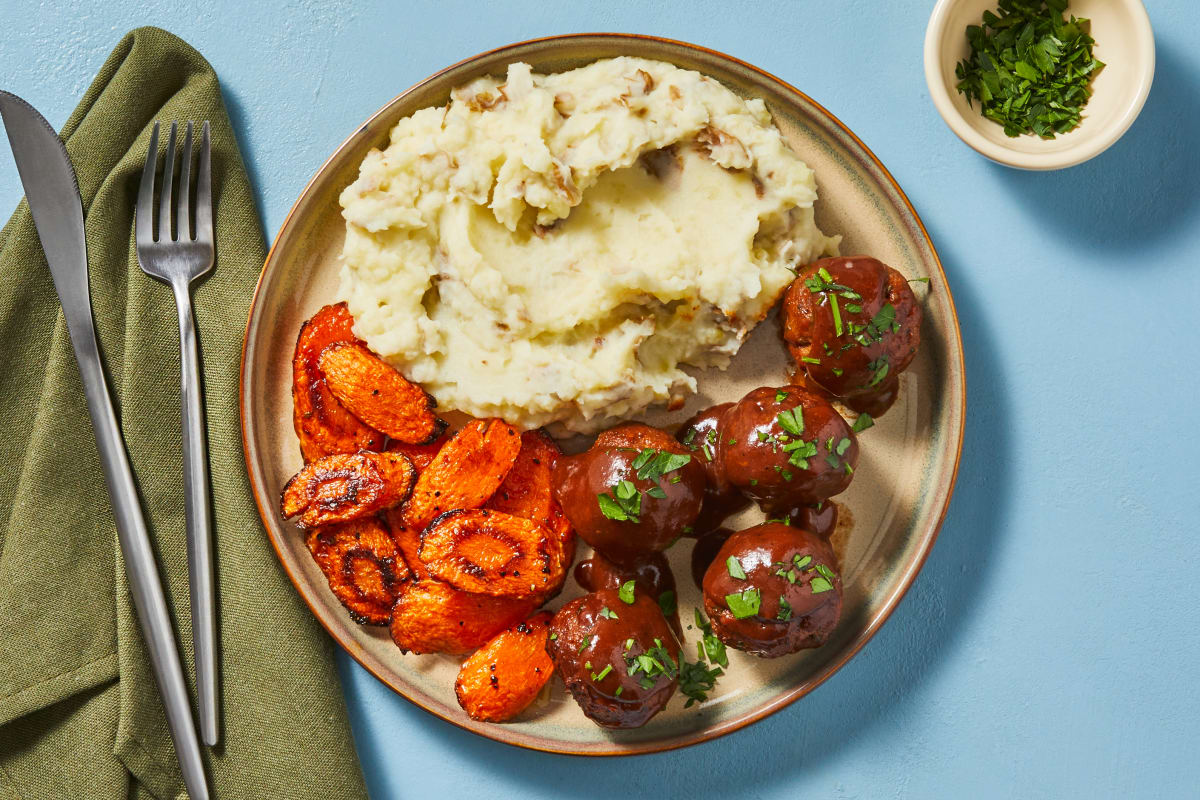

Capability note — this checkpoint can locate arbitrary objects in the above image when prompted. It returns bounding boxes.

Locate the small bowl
[924,0,1155,170]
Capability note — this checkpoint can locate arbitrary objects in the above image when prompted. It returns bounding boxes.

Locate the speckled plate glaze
[241,34,965,755]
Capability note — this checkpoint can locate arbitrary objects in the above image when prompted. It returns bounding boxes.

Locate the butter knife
[0,91,210,800]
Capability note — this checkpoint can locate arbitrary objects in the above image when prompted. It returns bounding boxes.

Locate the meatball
[785,501,839,540]
[574,550,680,637]
[701,522,842,657]
[677,403,750,536]
[717,386,857,514]
[553,423,705,564]
[547,588,682,728]
[781,256,922,418]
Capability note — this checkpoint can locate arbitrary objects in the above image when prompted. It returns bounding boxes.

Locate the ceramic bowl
[241,34,966,754]
[924,0,1155,170]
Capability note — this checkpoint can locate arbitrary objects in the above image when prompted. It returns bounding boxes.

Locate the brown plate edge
[239,32,967,757]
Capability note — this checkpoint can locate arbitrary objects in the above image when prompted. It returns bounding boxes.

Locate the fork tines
[136,120,212,248]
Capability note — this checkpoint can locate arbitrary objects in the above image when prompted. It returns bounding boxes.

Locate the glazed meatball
[553,423,704,564]
[781,256,922,418]
[574,550,680,637]
[677,403,750,536]
[701,522,842,658]
[785,501,839,540]
[548,588,682,728]
[717,386,858,514]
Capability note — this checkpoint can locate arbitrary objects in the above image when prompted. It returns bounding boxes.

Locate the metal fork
[135,121,219,746]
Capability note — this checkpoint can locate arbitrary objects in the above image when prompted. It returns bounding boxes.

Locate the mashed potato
[338,57,838,432]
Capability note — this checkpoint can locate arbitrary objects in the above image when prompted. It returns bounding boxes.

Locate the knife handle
[70,324,211,800]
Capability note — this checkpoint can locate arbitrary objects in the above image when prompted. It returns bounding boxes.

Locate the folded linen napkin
[0,26,367,800]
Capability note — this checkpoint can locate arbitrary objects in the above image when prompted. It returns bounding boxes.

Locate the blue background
[2,1,1197,797]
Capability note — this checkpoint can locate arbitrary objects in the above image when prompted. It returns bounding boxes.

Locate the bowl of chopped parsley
[924,0,1154,169]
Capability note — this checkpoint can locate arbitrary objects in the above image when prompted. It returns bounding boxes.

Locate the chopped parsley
[598,606,619,620]
[625,638,678,688]
[775,389,789,403]
[618,579,636,604]
[835,437,852,456]
[852,413,875,433]
[597,480,641,523]
[632,448,692,483]
[658,590,677,616]
[724,588,761,619]
[866,355,890,388]
[591,664,613,682]
[598,450,690,522]
[784,438,818,470]
[726,555,747,580]
[694,609,728,667]
[954,0,1103,138]
[776,408,804,436]
[777,597,793,621]
[679,658,723,708]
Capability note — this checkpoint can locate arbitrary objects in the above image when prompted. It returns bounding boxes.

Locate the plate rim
[240,31,966,757]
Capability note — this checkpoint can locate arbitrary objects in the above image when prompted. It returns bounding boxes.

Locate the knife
[0,91,211,800]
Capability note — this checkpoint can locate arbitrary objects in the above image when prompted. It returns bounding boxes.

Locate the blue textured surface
[3,1,1198,797]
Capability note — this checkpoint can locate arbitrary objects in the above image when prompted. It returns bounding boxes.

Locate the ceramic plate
[241,34,965,755]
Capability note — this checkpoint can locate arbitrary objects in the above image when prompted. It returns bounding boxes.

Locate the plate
[241,34,965,755]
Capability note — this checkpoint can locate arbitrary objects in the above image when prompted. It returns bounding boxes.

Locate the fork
[135,121,219,746]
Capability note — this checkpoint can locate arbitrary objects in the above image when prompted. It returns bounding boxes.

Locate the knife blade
[0,91,211,800]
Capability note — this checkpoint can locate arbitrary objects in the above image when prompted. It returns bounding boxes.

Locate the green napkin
[0,27,367,800]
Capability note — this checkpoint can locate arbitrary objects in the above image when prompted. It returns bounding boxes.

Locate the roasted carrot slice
[319,342,447,445]
[305,517,408,625]
[485,429,575,571]
[420,509,563,598]
[403,418,521,532]
[388,578,538,654]
[386,428,451,473]
[292,303,385,462]
[454,612,554,722]
[382,506,430,581]
[281,451,415,528]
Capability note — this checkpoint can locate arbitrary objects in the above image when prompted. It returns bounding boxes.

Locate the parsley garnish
[777,597,793,621]
[658,590,677,616]
[597,480,641,523]
[775,389,789,403]
[599,606,619,620]
[954,0,1103,138]
[726,556,747,580]
[852,413,874,433]
[591,664,612,682]
[776,408,804,436]
[694,609,728,667]
[618,579,636,604]
[725,588,761,619]
[678,658,723,708]
[598,451,690,522]
[632,449,692,483]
